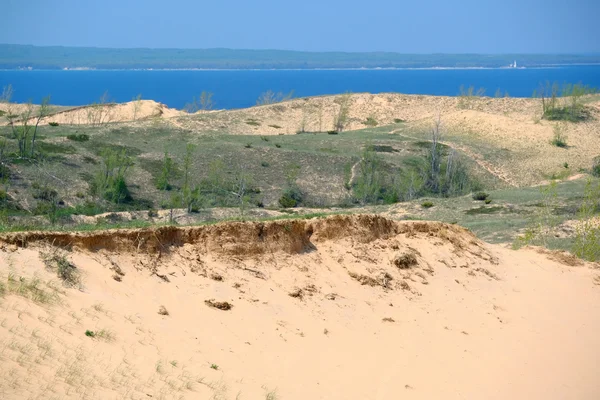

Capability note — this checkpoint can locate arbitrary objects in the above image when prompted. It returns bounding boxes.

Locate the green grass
[414,178,597,246]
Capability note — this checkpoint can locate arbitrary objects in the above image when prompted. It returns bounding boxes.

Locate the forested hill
[1,44,599,70]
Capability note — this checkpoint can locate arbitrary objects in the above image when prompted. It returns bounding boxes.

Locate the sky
[1,0,598,53]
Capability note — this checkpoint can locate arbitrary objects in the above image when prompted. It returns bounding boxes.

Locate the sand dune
[0,100,184,126]
[1,215,599,399]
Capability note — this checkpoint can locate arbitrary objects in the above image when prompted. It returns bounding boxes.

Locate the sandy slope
[1,215,599,399]
[0,100,184,125]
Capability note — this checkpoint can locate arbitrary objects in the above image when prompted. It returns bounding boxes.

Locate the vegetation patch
[41,250,81,287]
[464,206,504,215]
[38,141,77,154]
[363,117,378,127]
[66,133,90,142]
[1,273,61,304]
[472,191,489,201]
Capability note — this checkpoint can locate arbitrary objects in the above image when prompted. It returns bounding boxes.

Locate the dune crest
[1,215,599,399]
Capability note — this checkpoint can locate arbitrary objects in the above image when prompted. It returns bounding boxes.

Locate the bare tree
[132,94,143,121]
[0,84,13,103]
[428,114,443,193]
[30,96,52,157]
[333,93,352,132]
[256,90,294,106]
[184,91,215,113]
[87,91,112,126]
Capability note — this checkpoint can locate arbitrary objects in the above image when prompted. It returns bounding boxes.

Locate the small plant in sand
[421,201,434,208]
[158,305,169,315]
[550,124,568,148]
[210,363,219,370]
[1,273,61,304]
[41,249,81,288]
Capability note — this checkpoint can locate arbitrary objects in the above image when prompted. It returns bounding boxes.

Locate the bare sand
[1,215,599,399]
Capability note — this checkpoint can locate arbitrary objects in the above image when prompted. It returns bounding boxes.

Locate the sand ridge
[1,215,599,399]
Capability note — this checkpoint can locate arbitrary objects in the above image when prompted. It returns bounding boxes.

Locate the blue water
[1,66,599,109]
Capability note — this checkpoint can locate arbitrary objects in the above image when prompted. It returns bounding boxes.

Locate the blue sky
[1,0,598,53]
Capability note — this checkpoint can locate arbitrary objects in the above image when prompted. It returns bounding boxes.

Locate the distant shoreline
[2,44,600,71]
[4,65,600,72]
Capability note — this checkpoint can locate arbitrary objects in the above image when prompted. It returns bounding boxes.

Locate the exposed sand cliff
[1,215,599,399]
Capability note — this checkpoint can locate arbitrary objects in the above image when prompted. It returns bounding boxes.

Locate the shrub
[485,199,492,204]
[550,124,568,148]
[85,330,96,337]
[536,82,595,122]
[66,134,90,142]
[275,143,282,148]
[472,191,489,201]
[394,118,405,123]
[41,250,81,287]
[279,186,303,208]
[48,122,59,127]
[33,186,58,201]
[244,143,252,148]
[279,164,303,208]
[261,161,270,167]
[327,130,338,135]
[155,151,179,191]
[91,149,133,204]
[421,201,434,208]
[592,156,600,177]
[364,117,378,127]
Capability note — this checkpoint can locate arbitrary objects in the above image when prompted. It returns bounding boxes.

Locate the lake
[1,66,599,109]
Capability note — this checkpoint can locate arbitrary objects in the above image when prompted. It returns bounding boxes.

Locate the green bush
[279,186,303,208]
[48,122,59,127]
[550,125,568,148]
[472,191,489,201]
[327,130,338,135]
[66,134,90,142]
[394,118,405,123]
[421,201,434,208]
[484,198,492,204]
[91,149,133,204]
